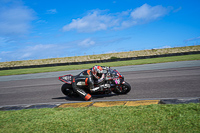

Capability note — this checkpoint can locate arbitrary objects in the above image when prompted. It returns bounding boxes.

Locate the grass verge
[0,54,200,76]
[0,103,199,132]
[1,45,199,68]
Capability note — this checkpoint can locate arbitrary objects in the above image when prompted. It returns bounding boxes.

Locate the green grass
[0,54,200,76]
[1,45,200,68]
[0,103,199,133]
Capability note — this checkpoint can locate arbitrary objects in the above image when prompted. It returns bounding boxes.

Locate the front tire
[61,83,78,97]
[113,82,131,94]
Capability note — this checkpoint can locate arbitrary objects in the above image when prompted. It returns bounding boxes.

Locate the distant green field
[0,54,200,76]
[0,45,200,68]
[0,103,199,133]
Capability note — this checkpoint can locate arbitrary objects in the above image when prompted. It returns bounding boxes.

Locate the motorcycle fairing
[58,74,73,84]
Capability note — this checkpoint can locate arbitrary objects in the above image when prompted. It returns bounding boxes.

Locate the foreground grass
[0,103,199,133]
[0,54,200,76]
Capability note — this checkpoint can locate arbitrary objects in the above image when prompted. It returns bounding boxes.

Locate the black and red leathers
[72,67,105,101]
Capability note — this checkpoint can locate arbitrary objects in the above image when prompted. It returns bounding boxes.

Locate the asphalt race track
[0,60,200,106]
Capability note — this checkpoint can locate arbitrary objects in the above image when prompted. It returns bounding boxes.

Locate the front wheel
[61,83,78,98]
[113,82,131,94]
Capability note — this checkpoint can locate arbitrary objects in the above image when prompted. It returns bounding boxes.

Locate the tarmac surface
[0,60,200,110]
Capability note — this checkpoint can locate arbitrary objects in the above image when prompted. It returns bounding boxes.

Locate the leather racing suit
[72,66,105,101]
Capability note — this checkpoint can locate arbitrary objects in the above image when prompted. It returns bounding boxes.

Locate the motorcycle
[58,66,131,98]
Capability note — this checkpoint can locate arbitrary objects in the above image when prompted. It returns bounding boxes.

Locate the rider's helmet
[92,65,103,79]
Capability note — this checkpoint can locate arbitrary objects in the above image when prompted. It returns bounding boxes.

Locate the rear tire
[61,83,78,98]
[113,82,131,94]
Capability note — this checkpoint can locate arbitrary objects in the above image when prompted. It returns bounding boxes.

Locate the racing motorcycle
[58,66,131,98]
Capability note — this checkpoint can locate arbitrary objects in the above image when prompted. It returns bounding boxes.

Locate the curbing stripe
[57,98,200,109]
[58,100,160,108]
[1,98,199,110]
[92,101,126,107]
[58,102,93,108]
[125,100,160,106]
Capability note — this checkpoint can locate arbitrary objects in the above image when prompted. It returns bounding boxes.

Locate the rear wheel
[61,83,78,98]
[113,82,131,94]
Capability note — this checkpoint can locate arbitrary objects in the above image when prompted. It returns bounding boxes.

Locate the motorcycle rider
[72,65,105,101]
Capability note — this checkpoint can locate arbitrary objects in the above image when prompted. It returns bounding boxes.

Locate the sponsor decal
[77,90,86,96]
[77,82,85,86]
